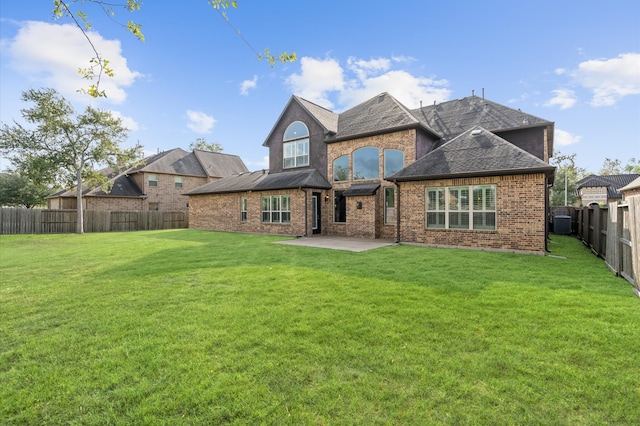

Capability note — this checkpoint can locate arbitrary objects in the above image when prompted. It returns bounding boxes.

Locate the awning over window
[343,182,380,196]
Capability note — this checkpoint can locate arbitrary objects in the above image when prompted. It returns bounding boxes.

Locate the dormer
[262,96,338,178]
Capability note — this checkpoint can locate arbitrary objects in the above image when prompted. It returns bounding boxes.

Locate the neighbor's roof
[576,174,640,199]
[129,148,247,178]
[327,92,439,142]
[185,168,332,196]
[619,176,640,193]
[48,148,248,199]
[388,126,555,182]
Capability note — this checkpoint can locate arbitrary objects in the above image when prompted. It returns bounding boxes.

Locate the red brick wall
[398,173,548,254]
[143,173,209,211]
[188,189,310,236]
[324,129,416,239]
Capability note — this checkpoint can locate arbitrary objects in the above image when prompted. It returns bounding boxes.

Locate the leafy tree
[0,173,52,208]
[190,138,223,152]
[624,157,640,173]
[599,157,640,175]
[599,157,622,175]
[53,0,296,97]
[550,152,586,206]
[0,88,142,233]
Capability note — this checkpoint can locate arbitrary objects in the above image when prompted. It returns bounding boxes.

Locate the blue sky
[1,0,639,173]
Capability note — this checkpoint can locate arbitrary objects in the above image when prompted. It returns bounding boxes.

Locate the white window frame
[426,185,496,231]
[283,121,309,169]
[174,176,183,189]
[240,197,247,222]
[148,173,158,187]
[384,187,395,224]
[283,140,309,168]
[261,195,291,223]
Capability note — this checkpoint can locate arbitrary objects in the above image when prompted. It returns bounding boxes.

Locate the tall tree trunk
[76,166,84,234]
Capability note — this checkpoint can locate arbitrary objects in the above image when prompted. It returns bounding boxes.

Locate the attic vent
[471,129,482,136]
[522,118,529,125]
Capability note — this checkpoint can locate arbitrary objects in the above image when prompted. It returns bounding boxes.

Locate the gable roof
[410,96,554,142]
[262,96,339,146]
[48,148,248,199]
[619,176,640,193]
[192,150,249,177]
[576,174,640,199]
[128,148,246,178]
[185,168,332,196]
[296,96,339,134]
[388,126,555,182]
[327,92,438,142]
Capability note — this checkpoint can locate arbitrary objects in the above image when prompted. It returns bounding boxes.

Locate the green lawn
[1,230,638,425]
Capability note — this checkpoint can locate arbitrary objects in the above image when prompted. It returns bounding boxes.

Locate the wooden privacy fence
[566,199,640,296]
[0,208,188,234]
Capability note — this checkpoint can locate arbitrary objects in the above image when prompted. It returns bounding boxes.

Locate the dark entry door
[312,192,321,234]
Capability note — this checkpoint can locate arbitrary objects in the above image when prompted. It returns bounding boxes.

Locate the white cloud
[555,129,582,146]
[186,110,216,134]
[245,155,269,170]
[573,53,640,106]
[108,110,139,131]
[286,55,451,110]
[554,68,567,75]
[5,21,141,104]
[240,75,258,95]
[545,89,577,110]
[285,57,345,108]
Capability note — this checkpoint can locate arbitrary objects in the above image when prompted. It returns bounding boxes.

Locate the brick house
[47,148,248,211]
[186,92,556,254]
[575,174,640,206]
[619,177,640,200]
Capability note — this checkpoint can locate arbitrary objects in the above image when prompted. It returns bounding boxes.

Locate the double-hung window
[174,176,183,188]
[261,195,290,223]
[426,185,496,230]
[283,121,309,168]
[148,173,158,187]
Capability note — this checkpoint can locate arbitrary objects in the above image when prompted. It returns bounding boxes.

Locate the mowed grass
[1,230,638,425]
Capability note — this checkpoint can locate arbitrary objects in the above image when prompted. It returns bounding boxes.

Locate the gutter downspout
[299,187,308,237]
[545,176,550,252]
[394,180,401,243]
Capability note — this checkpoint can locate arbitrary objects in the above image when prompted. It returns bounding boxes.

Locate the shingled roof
[388,126,555,181]
[130,148,247,178]
[576,174,640,199]
[185,169,331,195]
[327,92,438,142]
[49,148,248,199]
[410,96,554,142]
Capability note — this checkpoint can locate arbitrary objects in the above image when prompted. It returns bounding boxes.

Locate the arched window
[353,147,379,180]
[333,155,349,181]
[283,121,309,168]
[384,149,404,177]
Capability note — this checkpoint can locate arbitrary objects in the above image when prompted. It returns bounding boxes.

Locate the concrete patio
[274,236,396,252]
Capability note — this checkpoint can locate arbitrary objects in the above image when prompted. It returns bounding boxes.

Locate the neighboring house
[575,174,640,206]
[186,92,555,254]
[47,148,248,211]
[618,176,640,200]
